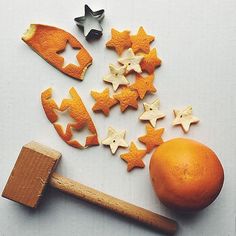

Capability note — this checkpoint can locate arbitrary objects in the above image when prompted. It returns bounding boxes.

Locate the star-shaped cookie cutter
[74,4,105,41]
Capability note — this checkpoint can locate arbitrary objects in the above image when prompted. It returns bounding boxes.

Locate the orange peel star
[138,124,164,153]
[22,24,92,80]
[113,87,139,112]
[106,28,132,55]
[102,127,128,154]
[103,64,129,91]
[140,48,162,74]
[172,106,200,133]
[118,48,143,74]
[139,99,165,127]
[129,74,157,99]
[91,87,118,116]
[120,142,146,172]
[41,87,99,148]
[130,26,155,54]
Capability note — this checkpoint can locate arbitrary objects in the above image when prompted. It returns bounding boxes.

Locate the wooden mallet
[2,141,177,235]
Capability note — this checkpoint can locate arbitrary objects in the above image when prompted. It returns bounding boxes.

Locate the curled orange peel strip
[22,24,92,80]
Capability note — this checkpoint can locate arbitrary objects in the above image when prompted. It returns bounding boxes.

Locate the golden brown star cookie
[113,87,139,112]
[130,26,155,53]
[106,28,132,55]
[91,88,118,116]
[140,48,161,74]
[120,142,146,172]
[129,74,156,99]
[138,124,164,153]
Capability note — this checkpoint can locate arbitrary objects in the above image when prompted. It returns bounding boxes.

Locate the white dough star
[172,105,200,133]
[103,64,129,91]
[139,99,165,127]
[118,48,143,73]
[102,127,128,154]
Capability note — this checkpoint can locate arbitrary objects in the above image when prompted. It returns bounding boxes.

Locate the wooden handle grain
[49,173,177,234]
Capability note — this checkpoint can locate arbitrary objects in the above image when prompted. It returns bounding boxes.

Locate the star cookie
[113,87,139,112]
[172,106,200,133]
[130,26,155,53]
[129,74,156,99]
[139,99,165,127]
[102,127,128,154]
[120,142,146,172]
[138,124,164,153]
[118,48,143,73]
[103,64,129,91]
[91,88,118,116]
[140,48,161,74]
[106,28,132,55]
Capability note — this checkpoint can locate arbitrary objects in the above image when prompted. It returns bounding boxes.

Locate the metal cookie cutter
[74,4,105,41]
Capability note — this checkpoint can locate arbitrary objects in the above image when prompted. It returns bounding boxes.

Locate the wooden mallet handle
[50,173,177,235]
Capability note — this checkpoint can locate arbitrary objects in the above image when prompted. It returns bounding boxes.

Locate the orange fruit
[149,138,224,211]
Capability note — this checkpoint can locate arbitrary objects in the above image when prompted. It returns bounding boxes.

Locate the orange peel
[106,28,132,55]
[140,48,161,74]
[129,74,156,99]
[120,142,146,172]
[41,87,99,148]
[91,87,118,116]
[22,24,92,80]
[138,124,164,153]
[130,26,155,53]
[113,87,139,112]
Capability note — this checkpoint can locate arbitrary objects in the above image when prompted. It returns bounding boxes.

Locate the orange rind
[22,24,92,80]
[41,87,99,148]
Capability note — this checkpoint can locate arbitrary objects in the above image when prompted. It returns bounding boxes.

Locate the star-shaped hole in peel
[102,127,128,154]
[54,109,77,131]
[57,42,80,68]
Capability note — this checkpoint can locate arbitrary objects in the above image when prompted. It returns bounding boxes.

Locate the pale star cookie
[118,48,143,73]
[102,127,128,154]
[139,99,165,127]
[172,105,199,133]
[103,64,129,91]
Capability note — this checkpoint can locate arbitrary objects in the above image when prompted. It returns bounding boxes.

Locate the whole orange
[149,138,224,211]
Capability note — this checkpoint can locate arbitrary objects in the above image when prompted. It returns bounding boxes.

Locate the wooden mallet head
[2,141,61,208]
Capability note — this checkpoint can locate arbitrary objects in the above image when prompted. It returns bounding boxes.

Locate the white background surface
[0,0,236,235]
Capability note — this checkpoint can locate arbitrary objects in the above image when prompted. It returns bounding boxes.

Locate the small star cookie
[113,87,139,112]
[102,127,128,154]
[130,26,155,53]
[118,48,143,73]
[172,105,200,133]
[106,28,132,55]
[91,88,118,116]
[129,74,156,99]
[120,142,146,172]
[138,124,164,153]
[139,99,165,127]
[140,48,161,74]
[103,64,129,91]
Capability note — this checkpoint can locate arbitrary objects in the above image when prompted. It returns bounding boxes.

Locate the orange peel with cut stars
[41,87,99,148]
[22,24,92,80]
